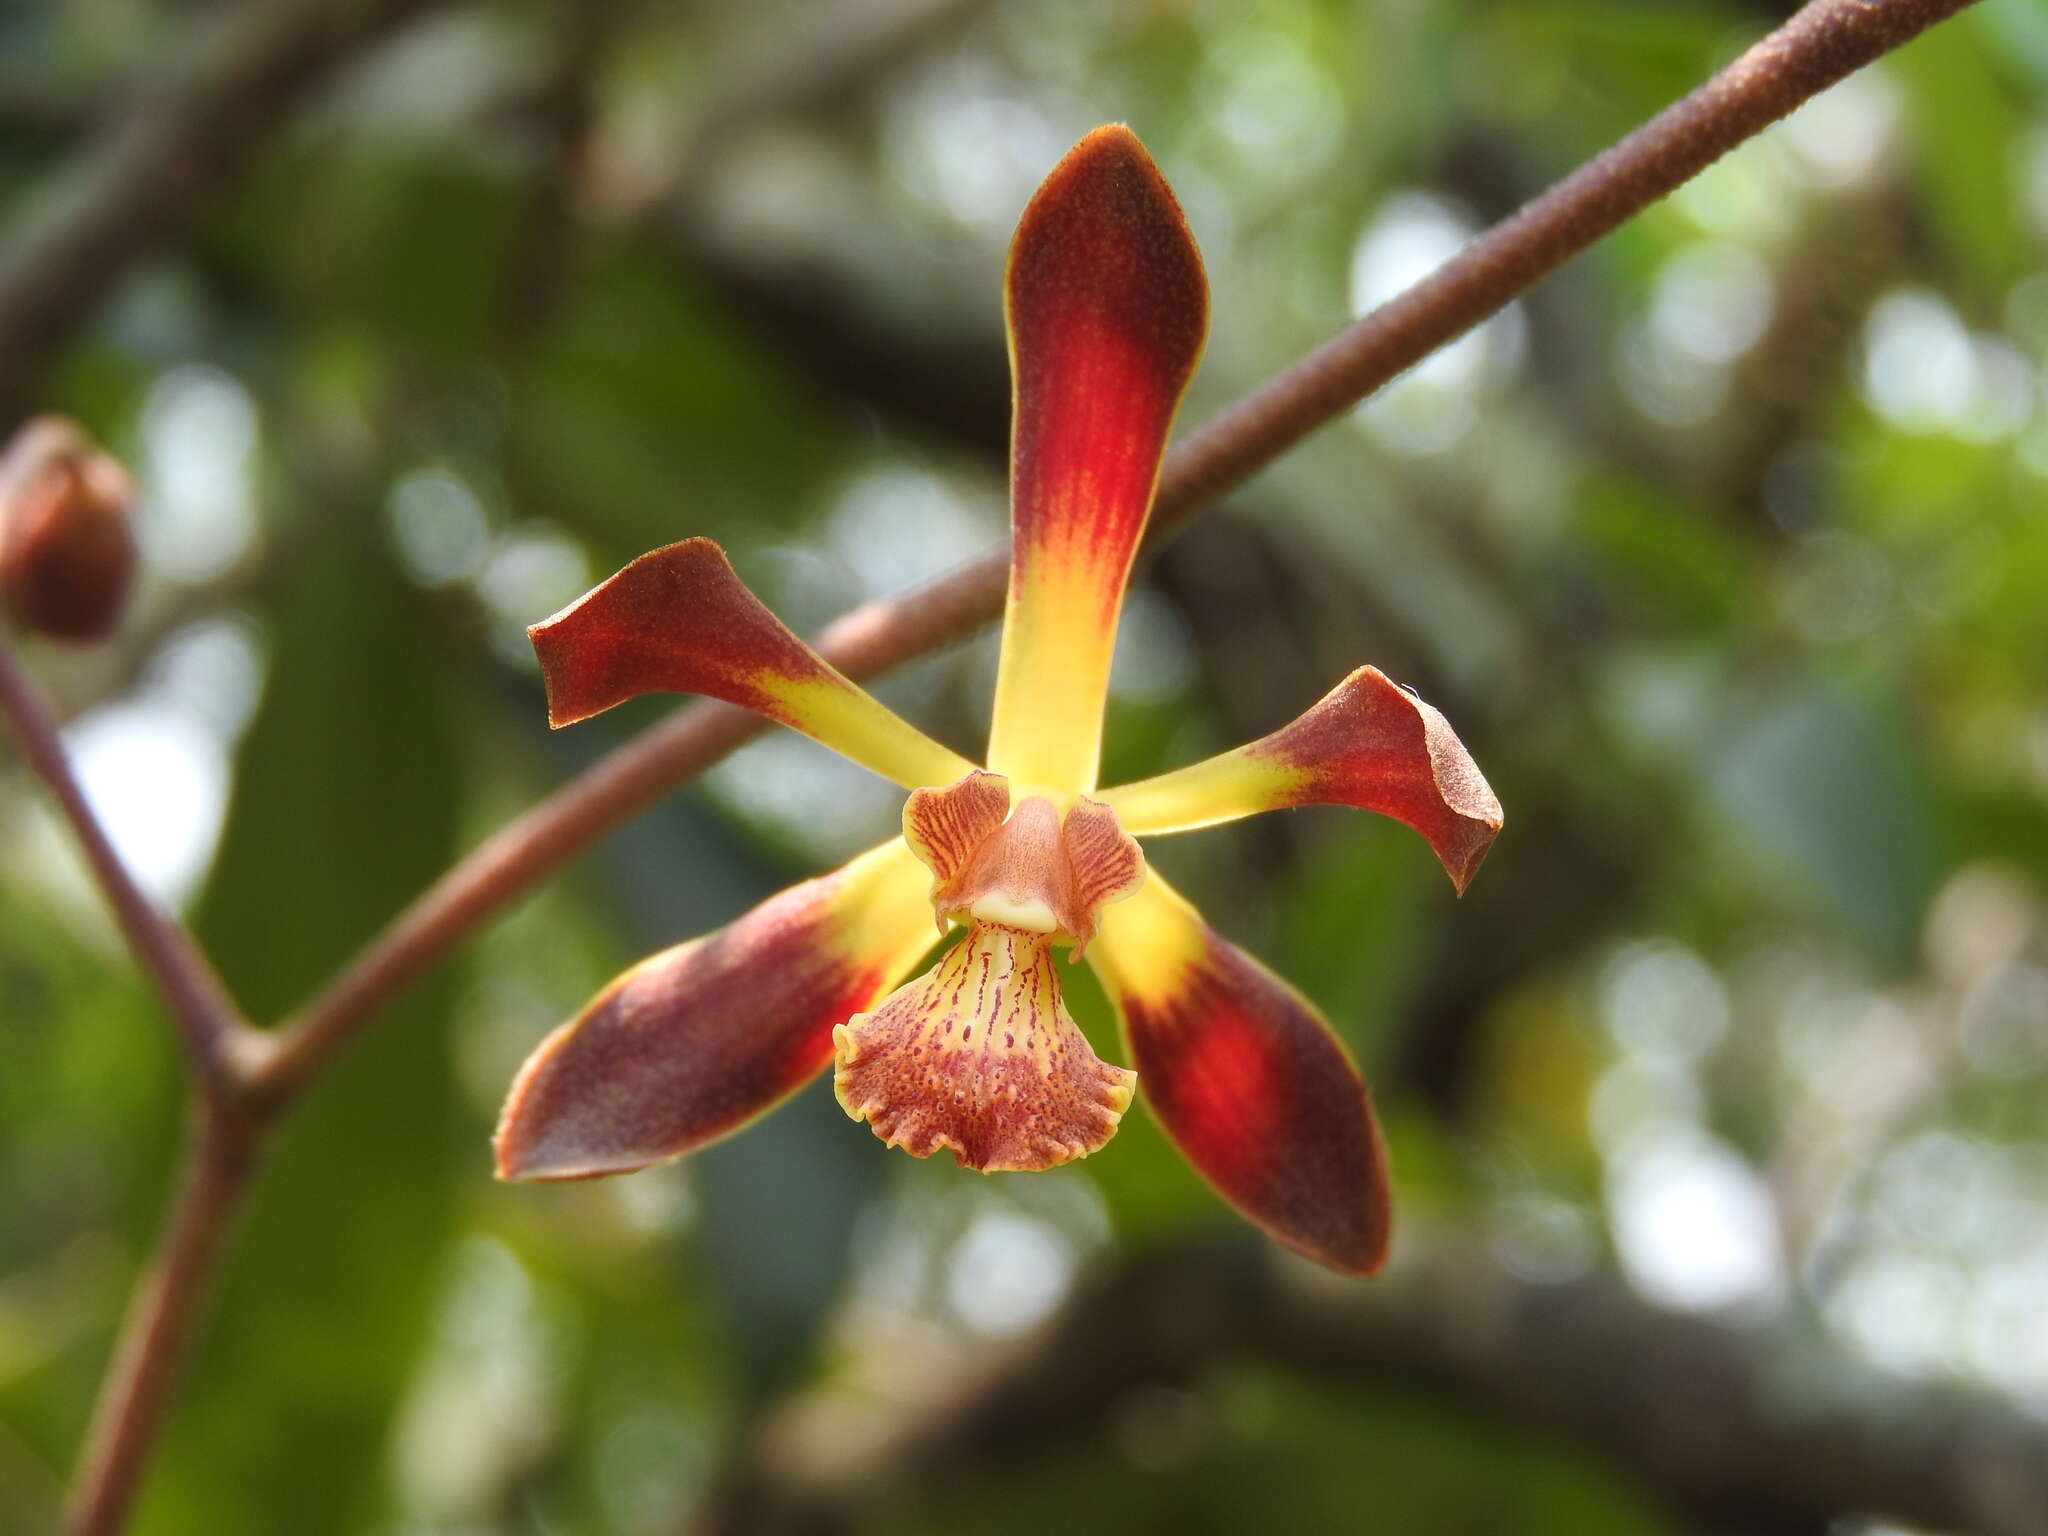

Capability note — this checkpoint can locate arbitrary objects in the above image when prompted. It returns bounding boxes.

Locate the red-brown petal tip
[496,847,935,1180]
[1090,879,1391,1275]
[528,538,972,788]
[1268,668,1502,895]
[1008,126,1208,395]
[527,537,816,730]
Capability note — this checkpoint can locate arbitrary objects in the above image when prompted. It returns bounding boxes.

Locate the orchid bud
[0,417,137,644]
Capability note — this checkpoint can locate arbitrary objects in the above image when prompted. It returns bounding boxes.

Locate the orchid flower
[495,125,1501,1275]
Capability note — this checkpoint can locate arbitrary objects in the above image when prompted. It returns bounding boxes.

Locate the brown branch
[61,1114,259,1536]
[703,1239,2048,1536]
[0,631,255,1096]
[0,0,466,423]
[253,0,1984,1103]
[0,633,267,1536]
[1147,0,1980,531]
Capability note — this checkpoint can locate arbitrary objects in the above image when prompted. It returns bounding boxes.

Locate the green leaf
[1706,672,1939,966]
[132,510,465,1536]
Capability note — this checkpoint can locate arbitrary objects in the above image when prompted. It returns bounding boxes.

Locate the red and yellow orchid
[495,125,1501,1275]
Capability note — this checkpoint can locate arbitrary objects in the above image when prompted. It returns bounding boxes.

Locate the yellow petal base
[833,921,1134,1171]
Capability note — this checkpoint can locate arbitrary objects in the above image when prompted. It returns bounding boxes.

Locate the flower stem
[0,631,257,1098]
[61,1112,259,1536]
[0,633,272,1536]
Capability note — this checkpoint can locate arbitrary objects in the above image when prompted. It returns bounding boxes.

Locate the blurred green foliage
[3,0,2047,1531]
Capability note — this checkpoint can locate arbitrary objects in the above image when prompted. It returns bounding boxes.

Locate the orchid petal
[986,124,1208,795]
[1086,873,1391,1275]
[531,537,973,791]
[1099,667,1502,893]
[496,840,938,1180]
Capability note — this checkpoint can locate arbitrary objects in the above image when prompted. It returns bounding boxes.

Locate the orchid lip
[833,919,1134,1173]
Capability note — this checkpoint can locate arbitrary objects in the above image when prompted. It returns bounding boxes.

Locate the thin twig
[0,631,265,1536]
[1149,0,1984,528]
[0,632,254,1096]
[0,6,471,1532]
[252,0,1984,1104]
[61,1113,259,1536]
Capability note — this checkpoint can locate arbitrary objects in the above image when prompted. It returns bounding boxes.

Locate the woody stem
[0,631,273,1536]
[0,630,258,1098]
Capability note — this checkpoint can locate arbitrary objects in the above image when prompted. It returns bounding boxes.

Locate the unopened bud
[0,417,137,644]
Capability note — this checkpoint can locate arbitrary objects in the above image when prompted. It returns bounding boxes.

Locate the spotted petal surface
[834,920,1134,1173]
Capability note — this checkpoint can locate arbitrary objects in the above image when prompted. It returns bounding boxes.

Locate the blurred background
[4,0,2048,1532]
